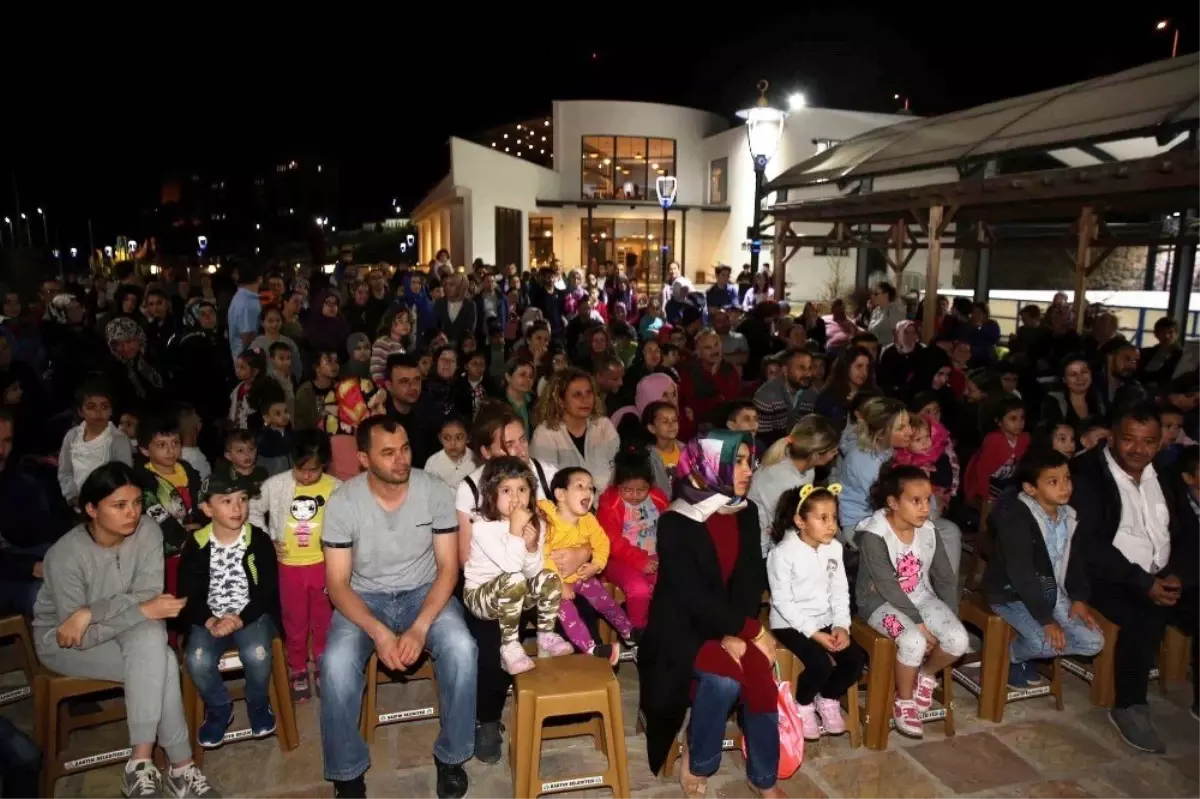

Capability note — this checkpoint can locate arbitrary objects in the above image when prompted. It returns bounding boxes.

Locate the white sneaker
[164,763,220,797]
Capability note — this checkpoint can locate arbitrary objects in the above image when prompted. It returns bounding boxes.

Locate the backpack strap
[463,475,479,506]
[532,459,551,498]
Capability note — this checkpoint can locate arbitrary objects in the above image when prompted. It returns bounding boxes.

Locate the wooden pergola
[759,53,1199,341]
[767,151,1200,340]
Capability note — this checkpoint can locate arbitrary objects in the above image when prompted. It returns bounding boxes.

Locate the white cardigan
[249,470,343,541]
[530,417,620,492]
[767,531,851,636]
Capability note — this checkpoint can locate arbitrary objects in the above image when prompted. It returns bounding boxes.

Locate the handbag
[740,662,805,779]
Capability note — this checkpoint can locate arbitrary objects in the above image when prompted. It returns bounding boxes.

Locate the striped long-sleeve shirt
[369,336,406,387]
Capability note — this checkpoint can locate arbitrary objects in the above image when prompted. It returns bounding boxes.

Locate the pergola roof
[771,150,1200,226]
[765,53,1199,192]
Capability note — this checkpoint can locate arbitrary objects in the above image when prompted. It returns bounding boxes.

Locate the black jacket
[1069,447,1187,594]
[1162,467,1199,589]
[637,506,766,774]
[135,459,204,556]
[175,523,281,635]
[981,492,1089,622]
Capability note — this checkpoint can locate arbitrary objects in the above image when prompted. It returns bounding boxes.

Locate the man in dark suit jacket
[1070,403,1190,752]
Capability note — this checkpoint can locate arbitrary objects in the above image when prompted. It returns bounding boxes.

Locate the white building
[412,99,961,301]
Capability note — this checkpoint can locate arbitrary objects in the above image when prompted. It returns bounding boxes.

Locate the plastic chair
[180,637,298,766]
[510,655,630,798]
[358,653,438,744]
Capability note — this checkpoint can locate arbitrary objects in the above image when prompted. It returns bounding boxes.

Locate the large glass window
[709,157,728,204]
[528,216,554,268]
[581,136,676,200]
[582,137,616,199]
[581,218,674,287]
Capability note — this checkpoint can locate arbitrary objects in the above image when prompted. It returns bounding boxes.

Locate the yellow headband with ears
[796,482,843,513]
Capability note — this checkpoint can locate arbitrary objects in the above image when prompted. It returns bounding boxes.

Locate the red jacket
[595,484,669,572]
[964,430,1030,502]
[678,360,741,441]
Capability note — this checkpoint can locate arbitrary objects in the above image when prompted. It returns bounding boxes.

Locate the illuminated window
[581,136,675,201]
[528,217,554,268]
[581,218,674,278]
[709,158,728,204]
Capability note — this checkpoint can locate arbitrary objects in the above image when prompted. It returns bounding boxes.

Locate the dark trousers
[1087,579,1168,709]
[1167,586,1198,709]
[772,626,867,705]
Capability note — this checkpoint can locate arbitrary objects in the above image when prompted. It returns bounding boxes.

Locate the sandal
[678,744,708,798]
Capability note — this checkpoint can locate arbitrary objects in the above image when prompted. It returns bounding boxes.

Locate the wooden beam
[922,204,945,343]
[773,218,787,300]
[1085,244,1117,277]
[1073,206,1096,334]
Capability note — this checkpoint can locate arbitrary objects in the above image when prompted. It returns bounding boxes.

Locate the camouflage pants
[463,570,563,645]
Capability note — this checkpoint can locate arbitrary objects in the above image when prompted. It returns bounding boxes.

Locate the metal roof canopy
[765,53,1199,192]
[770,151,1199,227]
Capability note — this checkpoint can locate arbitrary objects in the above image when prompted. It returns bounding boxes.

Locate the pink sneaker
[814,695,846,735]
[914,672,938,711]
[500,642,535,675]
[893,698,923,738]
[796,703,821,740]
[536,632,574,657]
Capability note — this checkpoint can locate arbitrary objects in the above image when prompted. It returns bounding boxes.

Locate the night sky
[3,5,1195,250]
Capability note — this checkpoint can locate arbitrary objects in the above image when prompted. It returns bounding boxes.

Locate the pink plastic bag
[741,671,805,780]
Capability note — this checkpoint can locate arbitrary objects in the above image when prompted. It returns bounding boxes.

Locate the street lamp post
[2,217,11,248]
[738,80,788,279]
[1156,19,1180,58]
[19,213,31,247]
[37,208,48,248]
[654,175,678,290]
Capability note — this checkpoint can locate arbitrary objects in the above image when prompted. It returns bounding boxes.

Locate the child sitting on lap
[539,468,634,664]
[462,457,572,675]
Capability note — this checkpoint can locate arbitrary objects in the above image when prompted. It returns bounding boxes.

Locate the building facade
[412,99,961,301]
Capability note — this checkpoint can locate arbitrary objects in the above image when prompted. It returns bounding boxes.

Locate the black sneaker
[333,776,366,798]
[434,757,469,799]
[474,721,503,764]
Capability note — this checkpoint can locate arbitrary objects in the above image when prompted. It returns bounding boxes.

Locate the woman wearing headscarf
[876,320,924,398]
[637,430,782,798]
[303,290,351,358]
[103,317,164,416]
[168,299,233,430]
[43,293,106,411]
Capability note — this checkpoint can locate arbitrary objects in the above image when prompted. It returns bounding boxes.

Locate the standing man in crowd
[227,262,262,364]
[319,417,476,799]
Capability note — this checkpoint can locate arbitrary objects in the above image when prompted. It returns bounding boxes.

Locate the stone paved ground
[2,648,1196,799]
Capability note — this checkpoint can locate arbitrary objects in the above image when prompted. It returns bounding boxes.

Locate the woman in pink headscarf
[609,373,678,430]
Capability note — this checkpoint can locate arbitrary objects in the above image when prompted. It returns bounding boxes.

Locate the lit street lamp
[2,217,11,248]
[654,175,678,290]
[1156,19,1180,58]
[37,208,48,248]
[19,213,32,247]
[737,79,789,277]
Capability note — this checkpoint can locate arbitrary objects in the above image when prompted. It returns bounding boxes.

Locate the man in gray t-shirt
[319,417,476,799]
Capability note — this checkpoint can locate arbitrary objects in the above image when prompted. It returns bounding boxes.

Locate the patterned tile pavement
[2,645,1196,799]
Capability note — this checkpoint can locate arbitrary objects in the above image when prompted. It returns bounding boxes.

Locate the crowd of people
[0,251,1195,799]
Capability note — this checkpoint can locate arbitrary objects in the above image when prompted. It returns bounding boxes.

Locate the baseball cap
[199,471,258,503]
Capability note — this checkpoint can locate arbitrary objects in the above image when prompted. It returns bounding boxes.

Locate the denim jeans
[688,670,778,790]
[320,583,477,782]
[992,594,1105,664]
[185,615,276,710]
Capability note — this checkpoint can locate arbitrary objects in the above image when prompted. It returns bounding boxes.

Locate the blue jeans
[185,615,276,710]
[992,594,1105,663]
[688,671,778,790]
[320,583,477,782]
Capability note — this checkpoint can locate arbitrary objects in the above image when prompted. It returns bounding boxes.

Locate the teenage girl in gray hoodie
[32,462,219,798]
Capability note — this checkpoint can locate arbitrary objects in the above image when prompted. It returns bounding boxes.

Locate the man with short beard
[753,348,817,447]
[319,417,476,799]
